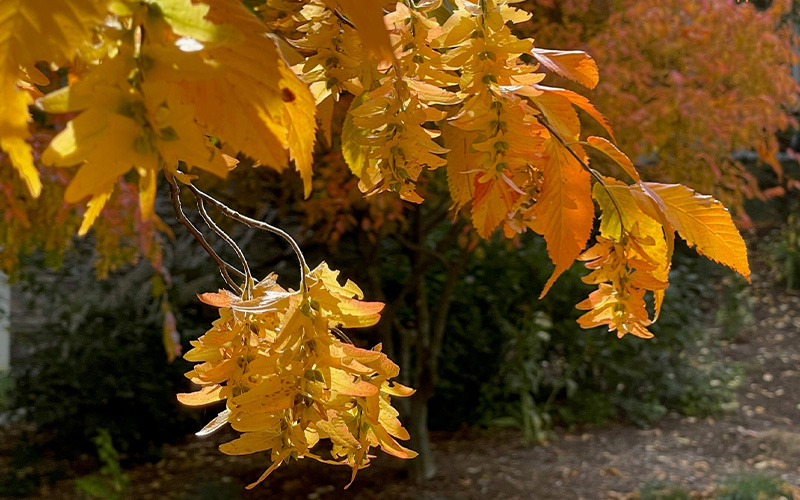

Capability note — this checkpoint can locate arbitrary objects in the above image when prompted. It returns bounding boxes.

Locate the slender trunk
[408,389,436,481]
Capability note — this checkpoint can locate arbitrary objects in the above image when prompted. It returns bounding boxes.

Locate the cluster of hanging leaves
[0,0,753,484]
[179,263,414,488]
[525,0,800,218]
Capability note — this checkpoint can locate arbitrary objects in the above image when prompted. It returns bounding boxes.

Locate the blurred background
[1,0,800,499]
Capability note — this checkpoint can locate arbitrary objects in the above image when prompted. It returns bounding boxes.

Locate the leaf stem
[184,180,310,296]
[193,195,254,299]
[164,171,244,294]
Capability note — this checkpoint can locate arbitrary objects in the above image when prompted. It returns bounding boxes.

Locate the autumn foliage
[526,0,800,216]
[0,0,768,485]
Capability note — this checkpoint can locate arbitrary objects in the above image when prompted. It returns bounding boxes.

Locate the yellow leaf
[639,183,750,280]
[530,89,580,142]
[592,179,670,318]
[78,190,112,237]
[370,424,418,459]
[245,449,291,490]
[315,418,361,450]
[219,430,280,456]
[139,168,158,221]
[535,140,594,297]
[323,0,394,64]
[187,0,317,185]
[44,107,158,204]
[0,0,105,196]
[279,62,317,197]
[177,384,224,407]
[330,369,379,397]
[147,0,240,44]
[0,134,40,197]
[341,93,371,177]
[231,375,296,410]
[441,124,479,210]
[534,85,615,142]
[531,48,599,89]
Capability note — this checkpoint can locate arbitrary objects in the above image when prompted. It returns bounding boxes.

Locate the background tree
[524,0,799,218]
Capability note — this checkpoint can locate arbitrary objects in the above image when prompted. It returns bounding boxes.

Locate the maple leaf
[534,139,594,297]
[0,0,105,197]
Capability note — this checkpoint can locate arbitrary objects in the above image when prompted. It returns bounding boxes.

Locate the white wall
[0,272,9,372]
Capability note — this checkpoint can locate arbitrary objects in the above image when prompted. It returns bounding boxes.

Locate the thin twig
[333,9,356,29]
[164,172,244,294]
[194,195,254,299]
[394,233,450,267]
[185,181,310,295]
[331,327,354,345]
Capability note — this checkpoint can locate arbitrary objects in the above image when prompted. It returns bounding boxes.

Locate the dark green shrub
[10,253,200,459]
[429,234,741,434]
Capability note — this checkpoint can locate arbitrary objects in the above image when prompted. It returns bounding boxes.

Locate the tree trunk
[408,391,436,482]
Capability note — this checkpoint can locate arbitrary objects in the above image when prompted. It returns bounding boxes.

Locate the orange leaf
[534,140,594,297]
[471,176,518,238]
[531,48,599,89]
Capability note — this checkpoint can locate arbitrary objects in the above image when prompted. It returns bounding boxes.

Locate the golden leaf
[639,182,750,280]
[534,140,594,297]
[0,0,105,196]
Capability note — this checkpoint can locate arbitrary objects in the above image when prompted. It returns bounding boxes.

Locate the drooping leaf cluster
[0,0,754,484]
[180,263,414,487]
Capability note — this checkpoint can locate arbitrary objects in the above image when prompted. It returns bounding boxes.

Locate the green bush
[10,252,201,459]
[769,212,800,290]
[429,234,741,435]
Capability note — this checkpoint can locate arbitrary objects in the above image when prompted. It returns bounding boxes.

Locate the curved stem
[164,172,244,294]
[194,195,254,299]
[185,181,310,295]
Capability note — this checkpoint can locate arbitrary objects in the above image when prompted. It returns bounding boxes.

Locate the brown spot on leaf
[281,88,296,103]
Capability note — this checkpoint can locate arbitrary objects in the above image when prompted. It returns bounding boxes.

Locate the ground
[4,266,800,500]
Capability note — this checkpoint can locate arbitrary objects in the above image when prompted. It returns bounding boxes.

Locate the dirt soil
[7,270,800,500]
